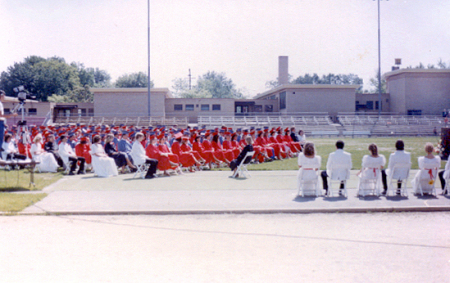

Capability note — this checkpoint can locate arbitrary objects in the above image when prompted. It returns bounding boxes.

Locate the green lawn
[246,136,441,171]
[0,170,64,192]
[0,193,47,213]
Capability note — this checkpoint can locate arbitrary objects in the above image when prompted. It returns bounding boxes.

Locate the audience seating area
[55,116,189,128]
[338,115,445,136]
[53,114,446,137]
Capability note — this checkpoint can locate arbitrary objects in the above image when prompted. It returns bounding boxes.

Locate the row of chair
[297,163,449,198]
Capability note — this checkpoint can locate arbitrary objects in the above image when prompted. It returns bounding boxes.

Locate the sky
[1,0,450,97]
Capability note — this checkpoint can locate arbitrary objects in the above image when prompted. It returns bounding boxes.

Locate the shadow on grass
[0,187,31,192]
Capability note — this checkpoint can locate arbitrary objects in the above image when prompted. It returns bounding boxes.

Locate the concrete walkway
[21,170,450,215]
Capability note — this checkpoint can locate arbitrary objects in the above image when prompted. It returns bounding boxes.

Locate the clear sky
[1,0,449,97]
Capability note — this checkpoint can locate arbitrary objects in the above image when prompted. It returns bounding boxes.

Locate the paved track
[21,170,450,215]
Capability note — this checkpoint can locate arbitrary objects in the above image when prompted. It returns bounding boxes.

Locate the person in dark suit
[44,134,64,168]
[105,134,136,174]
[229,135,254,177]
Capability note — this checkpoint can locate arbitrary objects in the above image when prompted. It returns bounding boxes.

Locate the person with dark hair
[382,139,411,195]
[2,133,27,164]
[320,140,352,195]
[0,90,18,150]
[297,142,321,193]
[58,134,85,175]
[90,134,118,177]
[44,134,64,168]
[105,134,135,174]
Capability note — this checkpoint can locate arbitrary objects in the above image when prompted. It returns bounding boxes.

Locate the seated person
[58,134,85,175]
[438,158,450,194]
[90,135,118,177]
[30,134,58,173]
[146,134,181,176]
[118,131,133,160]
[2,133,27,167]
[229,135,254,177]
[412,143,441,195]
[75,137,92,171]
[382,140,411,195]
[357,144,386,193]
[297,142,321,192]
[321,140,352,195]
[105,134,136,174]
[44,134,64,168]
[131,132,158,179]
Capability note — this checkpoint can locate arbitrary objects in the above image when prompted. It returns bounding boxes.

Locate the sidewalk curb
[14,206,450,216]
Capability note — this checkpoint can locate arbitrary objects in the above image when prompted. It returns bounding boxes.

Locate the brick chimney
[278,56,289,85]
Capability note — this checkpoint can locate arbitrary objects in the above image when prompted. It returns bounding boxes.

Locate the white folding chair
[387,163,411,197]
[444,175,450,196]
[130,153,149,179]
[231,151,254,178]
[357,167,381,197]
[327,165,351,197]
[416,167,438,196]
[297,167,321,197]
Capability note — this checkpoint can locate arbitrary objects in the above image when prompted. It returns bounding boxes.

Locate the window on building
[265,105,273,112]
[174,104,183,111]
[77,108,87,117]
[375,101,381,110]
[254,105,262,112]
[201,104,210,111]
[28,108,37,116]
[366,101,373,110]
[185,104,194,111]
[4,108,10,114]
[88,108,94,116]
[279,91,286,110]
[212,104,221,111]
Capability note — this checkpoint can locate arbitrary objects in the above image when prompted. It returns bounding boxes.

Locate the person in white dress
[357,144,386,194]
[297,142,321,195]
[412,142,441,195]
[30,134,58,173]
[90,135,118,177]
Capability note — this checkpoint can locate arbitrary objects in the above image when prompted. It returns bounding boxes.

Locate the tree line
[1,56,448,102]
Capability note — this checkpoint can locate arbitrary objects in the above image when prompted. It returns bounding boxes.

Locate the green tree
[48,85,93,103]
[172,71,243,99]
[114,72,153,88]
[0,56,109,102]
[368,71,386,93]
[267,73,363,92]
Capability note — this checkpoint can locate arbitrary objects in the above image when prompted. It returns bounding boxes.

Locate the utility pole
[189,69,192,90]
[147,0,151,117]
[375,0,388,117]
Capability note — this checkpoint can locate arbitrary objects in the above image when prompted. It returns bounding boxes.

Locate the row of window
[174,104,221,111]
[4,108,37,115]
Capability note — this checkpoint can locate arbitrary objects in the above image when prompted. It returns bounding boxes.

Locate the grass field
[0,170,63,191]
[0,193,47,213]
[246,136,442,171]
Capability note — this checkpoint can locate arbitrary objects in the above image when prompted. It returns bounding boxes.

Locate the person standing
[0,90,18,150]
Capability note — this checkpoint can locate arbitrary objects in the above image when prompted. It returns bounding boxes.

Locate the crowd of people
[0,119,306,179]
[298,140,449,196]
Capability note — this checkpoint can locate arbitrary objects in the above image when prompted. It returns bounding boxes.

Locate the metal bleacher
[338,114,446,136]
[54,116,189,128]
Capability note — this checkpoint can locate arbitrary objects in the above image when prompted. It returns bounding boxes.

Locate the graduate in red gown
[171,137,201,172]
[267,130,288,160]
[222,132,241,159]
[157,135,181,170]
[180,135,205,164]
[254,131,275,160]
[146,134,181,176]
[193,135,220,168]
[212,133,234,165]
[75,137,92,167]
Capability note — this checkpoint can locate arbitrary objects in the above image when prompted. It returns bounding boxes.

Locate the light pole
[375,0,387,117]
[147,0,151,117]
